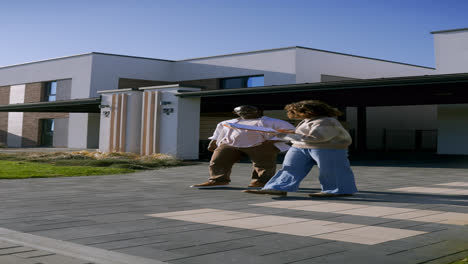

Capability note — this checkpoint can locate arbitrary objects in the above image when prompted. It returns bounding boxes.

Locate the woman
[244,100,358,197]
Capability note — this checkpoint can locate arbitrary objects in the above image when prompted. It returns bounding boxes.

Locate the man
[191,105,296,188]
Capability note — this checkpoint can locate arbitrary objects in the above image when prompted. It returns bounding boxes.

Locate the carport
[177,73,468,153]
[0,97,101,113]
[0,98,101,148]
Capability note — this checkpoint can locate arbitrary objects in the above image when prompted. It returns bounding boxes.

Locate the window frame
[220,75,264,89]
[43,81,57,102]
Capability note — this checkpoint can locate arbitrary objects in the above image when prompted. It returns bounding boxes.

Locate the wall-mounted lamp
[99,104,111,109]
[162,108,174,115]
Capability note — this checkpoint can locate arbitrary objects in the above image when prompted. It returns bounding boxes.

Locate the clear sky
[1,0,467,68]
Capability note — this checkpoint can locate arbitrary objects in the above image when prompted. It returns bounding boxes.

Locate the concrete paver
[0,159,467,263]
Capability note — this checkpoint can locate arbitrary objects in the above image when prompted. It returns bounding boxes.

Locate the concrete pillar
[98,89,143,153]
[140,85,201,160]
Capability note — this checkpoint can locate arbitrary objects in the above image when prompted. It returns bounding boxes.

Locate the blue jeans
[263,147,358,194]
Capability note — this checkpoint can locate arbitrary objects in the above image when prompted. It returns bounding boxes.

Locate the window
[221,75,264,89]
[43,81,57,102]
[40,119,54,147]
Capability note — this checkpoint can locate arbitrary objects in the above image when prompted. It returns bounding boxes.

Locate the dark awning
[0,97,101,113]
[176,72,468,112]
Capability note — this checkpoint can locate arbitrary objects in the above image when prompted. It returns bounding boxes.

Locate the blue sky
[1,0,467,68]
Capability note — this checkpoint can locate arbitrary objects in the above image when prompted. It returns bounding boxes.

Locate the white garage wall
[295,48,435,84]
[433,29,468,74]
[437,104,468,155]
[366,105,438,150]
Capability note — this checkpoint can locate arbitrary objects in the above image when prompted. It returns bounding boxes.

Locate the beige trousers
[209,141,280,184]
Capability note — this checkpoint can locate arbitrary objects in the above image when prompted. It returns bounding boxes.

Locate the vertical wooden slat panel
[115,94,122,152]
[153,91,161,153]
[120,94,128,152]
[109,94,116,152]
[141,92,149,155]
[148,92,156,155]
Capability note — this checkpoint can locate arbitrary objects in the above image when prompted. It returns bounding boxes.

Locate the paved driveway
[0,162,467,264]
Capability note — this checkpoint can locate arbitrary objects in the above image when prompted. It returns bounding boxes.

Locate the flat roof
[1,46,433,70]
[0,52,174,70]
[176,72,468,98]
[180,46,434,69]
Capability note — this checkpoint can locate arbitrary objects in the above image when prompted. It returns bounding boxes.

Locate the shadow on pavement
[348,151,468,168]
[273,189,468,207]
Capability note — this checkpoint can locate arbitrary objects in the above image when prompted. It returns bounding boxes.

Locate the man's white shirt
[209,116,295,151]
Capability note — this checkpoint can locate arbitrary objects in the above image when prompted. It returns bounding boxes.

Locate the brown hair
[285,100,342,118]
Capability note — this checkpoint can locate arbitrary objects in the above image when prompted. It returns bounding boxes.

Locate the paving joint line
[164,233,274,251]
[260,240,337,256]
[0,249,37,256]
[387,240,448,256]
[104,240,171,251]
[284,249,348,264]
[26,253,56,258]
[415,249,468,264]
[164,245,255,261]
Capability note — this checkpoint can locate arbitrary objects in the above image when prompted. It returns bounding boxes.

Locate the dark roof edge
[0,52,174,70]
[90,52,174,62]
[295,46,435,70]
[0,97,101,111]
[177,47,298,61]
[178,46,434,69]
[431,28,468,34]
[1,45,434,70]
[176,72,468,98]
[0,53,93,70]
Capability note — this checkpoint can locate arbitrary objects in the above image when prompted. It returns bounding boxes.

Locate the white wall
[295,48,435,83]
[366,105,438,150]
[98,90,143,153]
[437,104,468,155]
[176,96,201,159]
[432,29,468,155]
[7,84,25,147]
[89,54,173,97]
[98,94,113,152]
[173,48,297,86]
[433,29,468,74]
[0,55,94,149]
[143,87,201,159]
[53,118,68,147]
[0,55,93,99]
[67,113,89,148]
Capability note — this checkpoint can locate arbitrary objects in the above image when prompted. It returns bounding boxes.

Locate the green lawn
[0,151,188,179]
[0,160,134,178]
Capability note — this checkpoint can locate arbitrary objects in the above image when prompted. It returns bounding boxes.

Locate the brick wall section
[0,86,10,145]
[24,82,44,103]
[21,83,69,147]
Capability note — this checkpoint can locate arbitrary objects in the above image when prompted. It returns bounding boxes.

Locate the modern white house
[0,27,467,159]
